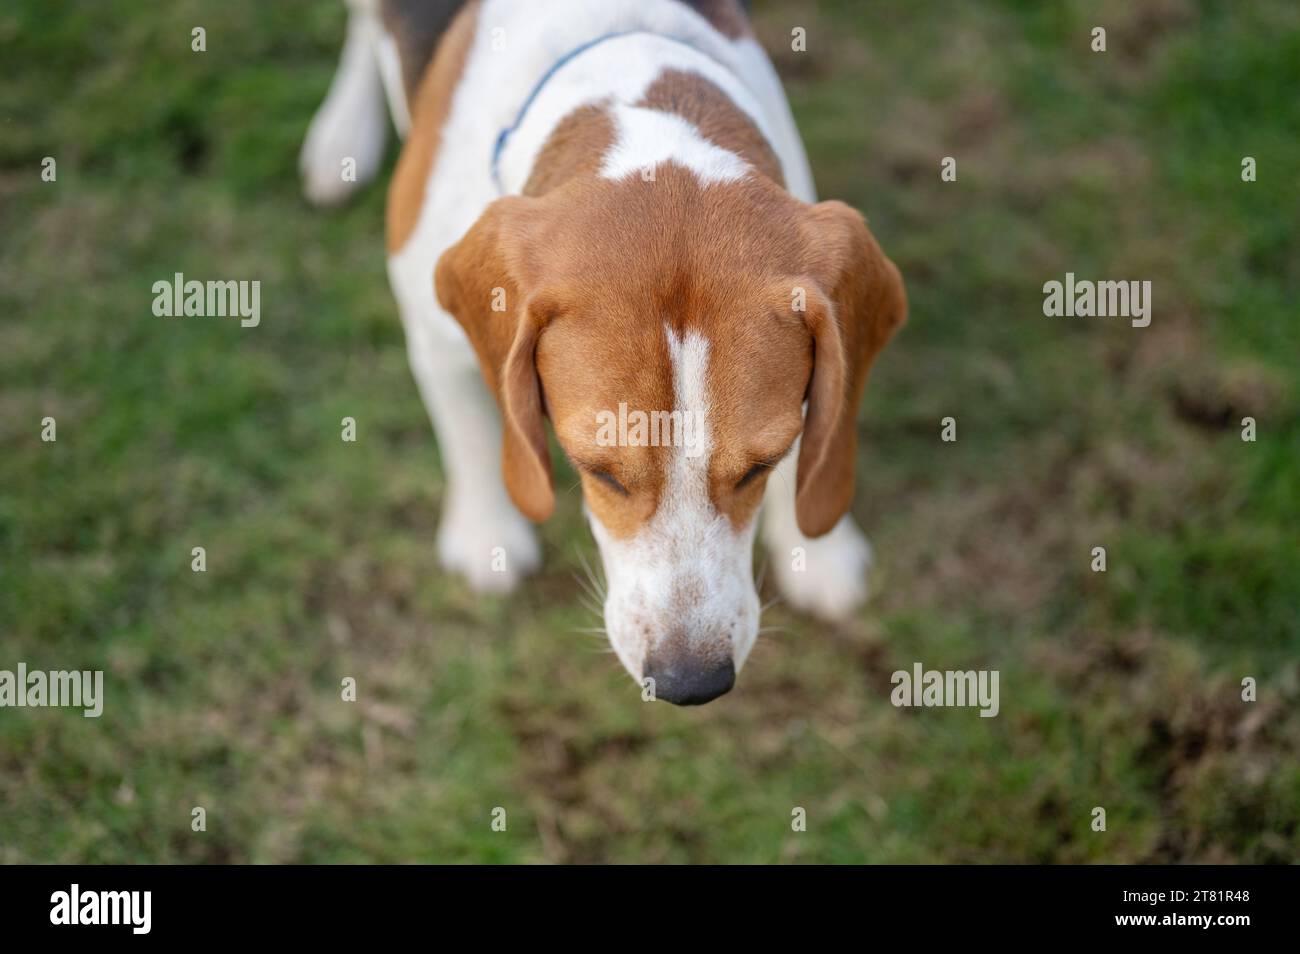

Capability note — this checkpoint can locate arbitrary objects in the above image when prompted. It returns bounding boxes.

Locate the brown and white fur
[301,0,906,705]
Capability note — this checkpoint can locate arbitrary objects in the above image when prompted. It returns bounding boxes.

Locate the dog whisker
[572,570,605,612]
[575,546,607,602]
[576,598,604,621]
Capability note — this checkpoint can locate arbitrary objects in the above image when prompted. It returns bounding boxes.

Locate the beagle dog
[301,0,906,705]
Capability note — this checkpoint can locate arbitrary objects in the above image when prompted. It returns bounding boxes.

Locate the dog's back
[380,0,754,123]
[301,1,757,205]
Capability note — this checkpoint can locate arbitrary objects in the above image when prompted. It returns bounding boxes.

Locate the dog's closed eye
[591,469,630,496]
[736,447,795,490]
[737,462,777,490]
[735,463,766,490]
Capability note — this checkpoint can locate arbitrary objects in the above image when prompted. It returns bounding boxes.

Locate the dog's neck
[494,32,785,197]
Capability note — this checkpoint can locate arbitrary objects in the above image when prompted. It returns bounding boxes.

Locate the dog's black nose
[643,655,735,706]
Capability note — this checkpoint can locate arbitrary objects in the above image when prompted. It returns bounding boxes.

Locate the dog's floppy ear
[435,197,557,522]
[793,201,907,538]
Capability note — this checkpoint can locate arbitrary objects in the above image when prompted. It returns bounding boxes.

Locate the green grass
[1,0,1297,863]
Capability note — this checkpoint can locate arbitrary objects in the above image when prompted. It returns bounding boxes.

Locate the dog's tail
[300,0,468,207]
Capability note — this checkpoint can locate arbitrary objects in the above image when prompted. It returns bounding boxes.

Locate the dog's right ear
[792,201,907,538]
[435,197,557,522]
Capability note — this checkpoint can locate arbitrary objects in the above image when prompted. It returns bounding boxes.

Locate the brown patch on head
[674,0,751,40]
[637,70,784,186]
[386,0,479,253]
[438,166,903,537]
[530,172,813,542]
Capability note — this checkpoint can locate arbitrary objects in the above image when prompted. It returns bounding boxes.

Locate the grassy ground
[1,0,1297,863]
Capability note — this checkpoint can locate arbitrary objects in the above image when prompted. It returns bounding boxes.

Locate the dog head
[436,168,905,703]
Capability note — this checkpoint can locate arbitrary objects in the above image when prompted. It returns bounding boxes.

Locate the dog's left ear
[435,197,558,522]
[793,201,907,538]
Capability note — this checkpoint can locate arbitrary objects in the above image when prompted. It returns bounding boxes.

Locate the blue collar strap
[490,29,706,194]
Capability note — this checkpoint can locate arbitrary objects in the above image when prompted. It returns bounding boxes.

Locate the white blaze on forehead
[600,104,750,186]
[665,326,712,475]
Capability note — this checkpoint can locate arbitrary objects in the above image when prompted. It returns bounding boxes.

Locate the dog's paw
[768,517,874,622]
[437,504,541,595]
[298,86,387,207]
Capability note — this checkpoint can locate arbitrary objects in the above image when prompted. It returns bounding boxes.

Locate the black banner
[1,864,1289,940]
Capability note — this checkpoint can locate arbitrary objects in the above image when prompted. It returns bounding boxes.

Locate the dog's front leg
[760,444,874,621]
[395,299,541,594]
